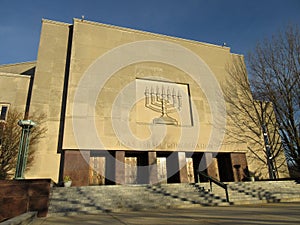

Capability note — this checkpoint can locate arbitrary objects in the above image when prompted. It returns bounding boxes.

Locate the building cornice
[72,18,232,53]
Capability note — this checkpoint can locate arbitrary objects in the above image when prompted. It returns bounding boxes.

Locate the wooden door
[186,157,195,183]
[125,157,137,184]
[89,156,105,185]
[157,157,167,184]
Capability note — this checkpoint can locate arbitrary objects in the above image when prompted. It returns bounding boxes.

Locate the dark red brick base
[0,179,54,222]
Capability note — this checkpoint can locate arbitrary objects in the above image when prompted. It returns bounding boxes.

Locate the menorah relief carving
[144,85,182,126]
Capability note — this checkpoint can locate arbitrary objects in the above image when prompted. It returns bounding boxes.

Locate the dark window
[0,106,8,120]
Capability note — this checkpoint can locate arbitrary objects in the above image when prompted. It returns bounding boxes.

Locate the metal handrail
[197,171,230,202]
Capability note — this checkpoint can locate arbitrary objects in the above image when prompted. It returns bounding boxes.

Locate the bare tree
[0,108,46,179]
[225,56,287,179]
[248,25,300,176]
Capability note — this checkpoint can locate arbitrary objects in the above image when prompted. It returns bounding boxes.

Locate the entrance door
[157,157,167,184]
[186,157,195,183]
[89,156,105,185]
[125,157,137,184]
[217,154,234,182]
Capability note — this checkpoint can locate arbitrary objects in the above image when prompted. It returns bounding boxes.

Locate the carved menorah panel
[136,78,193,127]
[144,85,182,125]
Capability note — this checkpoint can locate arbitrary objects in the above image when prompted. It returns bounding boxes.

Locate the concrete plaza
[31,202,300,225]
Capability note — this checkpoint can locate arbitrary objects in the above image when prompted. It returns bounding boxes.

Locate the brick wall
[0,179,53,222]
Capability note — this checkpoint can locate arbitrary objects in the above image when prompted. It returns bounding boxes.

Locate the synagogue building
[0,18,290,186]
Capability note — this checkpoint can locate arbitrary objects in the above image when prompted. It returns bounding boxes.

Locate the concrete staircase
[146,183,229,207]
[48,184,228,216]
[48,180,300,216]
[198,180,300,205]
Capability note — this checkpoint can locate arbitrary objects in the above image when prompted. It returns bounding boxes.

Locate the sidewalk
[31,202,300,225]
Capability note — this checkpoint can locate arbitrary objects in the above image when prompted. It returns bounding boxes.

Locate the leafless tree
[248,25,300,176]
[225,56,286,179]
[0,108,46,179]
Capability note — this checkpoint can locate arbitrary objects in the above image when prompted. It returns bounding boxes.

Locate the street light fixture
[14,119,36,179]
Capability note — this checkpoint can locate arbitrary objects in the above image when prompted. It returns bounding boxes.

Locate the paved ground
[31,202,300,225]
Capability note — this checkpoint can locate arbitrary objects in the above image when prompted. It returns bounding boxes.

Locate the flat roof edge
[0,72,31,78]
[42,18,71,26]
[0,61,36,67]
[72,18,232,52]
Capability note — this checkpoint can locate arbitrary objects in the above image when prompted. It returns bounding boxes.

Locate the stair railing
[197,171,229,202]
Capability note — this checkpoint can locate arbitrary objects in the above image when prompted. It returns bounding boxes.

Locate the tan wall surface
[26,20,71,181]
[63,19,245,155]
[0,72,30,112]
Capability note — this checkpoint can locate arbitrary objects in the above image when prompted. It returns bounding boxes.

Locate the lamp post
[14,120,36,179]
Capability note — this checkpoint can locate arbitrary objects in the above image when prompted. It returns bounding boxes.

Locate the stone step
[206,181,300,204]
[47,181,300,216]
[0,212,37,225]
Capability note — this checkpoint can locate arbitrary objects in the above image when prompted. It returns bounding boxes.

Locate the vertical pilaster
[204,153,220,180]
[115,151,125,185]
[148,151,158,184]
[178,152,188,183]
[63,150,90,186]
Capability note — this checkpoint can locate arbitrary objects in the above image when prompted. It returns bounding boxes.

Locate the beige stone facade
[0,18,290,185]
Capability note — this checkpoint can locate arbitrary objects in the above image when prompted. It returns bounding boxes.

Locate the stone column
[231,153,248,181]
[63,150,90,186]
[148,151,158,184]
[178,152,189,183]
[115,151,125,185]
[203,153,220,180]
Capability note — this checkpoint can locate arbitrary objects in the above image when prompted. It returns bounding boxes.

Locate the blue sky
[0,0,299,65]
